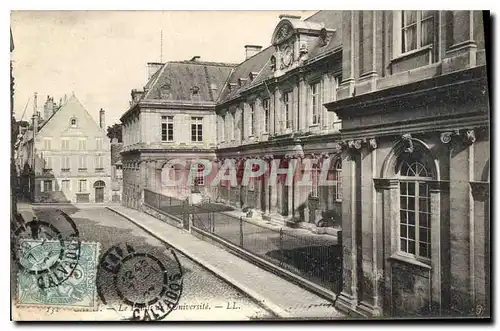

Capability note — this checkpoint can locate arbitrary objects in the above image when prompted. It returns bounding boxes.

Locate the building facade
[19,95,112,203]
[121,60,235,208]
[121,11,490,318]
[111,138,123,202]
[325,11,489,318]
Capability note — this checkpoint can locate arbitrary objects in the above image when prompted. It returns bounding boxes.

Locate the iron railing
[189,203,342,294]
[143,189,342,294]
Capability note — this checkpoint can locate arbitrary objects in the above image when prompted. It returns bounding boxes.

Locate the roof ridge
[203,65,214,102]
[215,67,236,104]
[233,45,274,69]
[303,10,323,22]
[144,62,169,99]
[169,60,238,68]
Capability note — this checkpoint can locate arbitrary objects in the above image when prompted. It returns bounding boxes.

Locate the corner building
[121,11,490,318]
[325,11,489,317]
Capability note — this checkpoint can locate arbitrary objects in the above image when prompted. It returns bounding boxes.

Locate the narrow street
[13,204,275,321]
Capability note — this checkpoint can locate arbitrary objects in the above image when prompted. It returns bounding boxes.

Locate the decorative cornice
[373,178,399,189]
[325,66,488,120]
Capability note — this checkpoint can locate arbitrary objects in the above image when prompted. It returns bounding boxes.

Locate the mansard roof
[142,60,237,102]
[123,11,343,117]
[216,10,343,106]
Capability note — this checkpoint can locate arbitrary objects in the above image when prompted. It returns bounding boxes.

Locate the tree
[107,123,122,142]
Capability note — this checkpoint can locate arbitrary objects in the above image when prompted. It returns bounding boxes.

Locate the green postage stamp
[16,239,100,310]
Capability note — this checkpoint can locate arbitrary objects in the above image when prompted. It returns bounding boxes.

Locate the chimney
[99,108,105,129]
[279,14,301,20]
[33,92,38,117]
[43,95,54,120]
[244,45,262,60]
[147,62,164,82]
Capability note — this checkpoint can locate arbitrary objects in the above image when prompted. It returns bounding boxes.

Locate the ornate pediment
[272,22,294,45]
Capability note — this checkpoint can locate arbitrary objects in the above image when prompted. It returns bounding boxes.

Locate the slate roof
[143,60,237,102]
[216,10,343,105]
[125,11,342,114]
[111,142,123,165]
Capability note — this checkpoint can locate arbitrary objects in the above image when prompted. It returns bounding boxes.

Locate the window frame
[401,10,435,54]
[78,179,87,193]
[311,82,321,125]
[249,103,255,136]
[61,180,71,192]
[78,155,87,170]
[78,138,87,151]
[61,138,70,151]
[43,180,53,192]
[43,138,52,151]
[311,163,320,198]
[263,98,270,133]
[397,158,432,261]
[43,156,52,170]
[283,91,292,130]
[191,117,203,142]
[161,115,174,142]
[96,138,103,150]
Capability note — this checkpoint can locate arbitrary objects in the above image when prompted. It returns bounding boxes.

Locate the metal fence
[190,203,342,294]
[144,189,186,214]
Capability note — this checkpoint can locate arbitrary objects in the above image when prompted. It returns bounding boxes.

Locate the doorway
[94,180,105,203]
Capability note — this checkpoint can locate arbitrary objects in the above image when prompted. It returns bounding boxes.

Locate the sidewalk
[107,205,346,319]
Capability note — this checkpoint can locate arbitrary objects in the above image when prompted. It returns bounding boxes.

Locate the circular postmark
[11,209,81,289]
[97,243,183,321]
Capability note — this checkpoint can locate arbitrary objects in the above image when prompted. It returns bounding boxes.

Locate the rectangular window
[399,181,431,259]
[249,103,255,136]
[221,115,226,142]
[191,117,203,142]
[402,10,434,53]
[44,156,52,170]
[62,180,70,192]
[61,138,70,151]
[311,166,319,198]
[311,82,320,125]
[96,138,103,150]
[43,138,52,150]
[78,179,87,192]
[263,98,270,133]
[161,116,174,142]
[61,156,71,171]
[78,139,87,151]
[79,156,87,170]
[283,92,292,129]
[43,180,53,192]
[95,155,103,170]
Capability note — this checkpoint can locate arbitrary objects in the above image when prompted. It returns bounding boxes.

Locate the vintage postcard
[10,10,491,321]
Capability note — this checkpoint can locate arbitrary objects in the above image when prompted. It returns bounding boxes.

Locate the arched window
[397,152,432,259]
[70,118,77,127]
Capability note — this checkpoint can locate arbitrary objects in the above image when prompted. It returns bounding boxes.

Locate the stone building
[120,60,235,208]
[325,11,489,317]
[111,138,123,202]
[120,11,490,317]
[19,94,111,203]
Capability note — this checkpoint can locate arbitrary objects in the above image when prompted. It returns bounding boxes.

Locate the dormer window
[70,118,77,127]
[270,55,277,71]
[238,78,247,88]
[191,86,199,95]
[228,83,237,92]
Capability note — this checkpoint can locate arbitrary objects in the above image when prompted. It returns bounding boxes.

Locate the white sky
[10,10,315,126]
